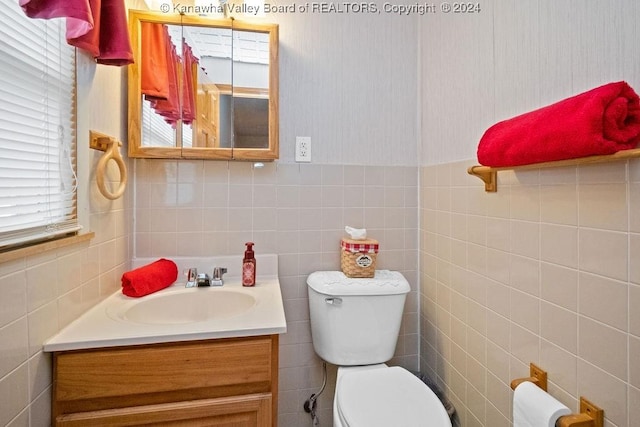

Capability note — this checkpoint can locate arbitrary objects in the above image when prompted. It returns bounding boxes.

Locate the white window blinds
[0,2,79,249]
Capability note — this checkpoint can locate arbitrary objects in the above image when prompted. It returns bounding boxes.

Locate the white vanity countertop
[44,254,287,352]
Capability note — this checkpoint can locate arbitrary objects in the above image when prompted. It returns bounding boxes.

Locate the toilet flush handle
[325,297,342,306]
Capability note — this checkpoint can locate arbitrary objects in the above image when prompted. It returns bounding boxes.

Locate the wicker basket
[340,238,379,278]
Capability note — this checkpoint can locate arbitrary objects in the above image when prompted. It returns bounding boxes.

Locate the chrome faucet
[211,267,227,286]
[196,273,212,287]
[184,266,226,287]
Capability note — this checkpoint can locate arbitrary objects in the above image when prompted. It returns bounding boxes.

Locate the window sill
[0,232,95,264]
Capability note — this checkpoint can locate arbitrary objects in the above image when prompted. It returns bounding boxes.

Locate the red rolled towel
[121,258,178,298]
[477,81,640,167]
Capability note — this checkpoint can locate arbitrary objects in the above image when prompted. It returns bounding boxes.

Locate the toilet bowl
[333,365,451,427]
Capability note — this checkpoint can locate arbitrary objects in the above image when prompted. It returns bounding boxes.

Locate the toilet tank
[307,270,410,366]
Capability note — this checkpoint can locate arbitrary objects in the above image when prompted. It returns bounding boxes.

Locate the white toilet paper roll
[513,381,571,427]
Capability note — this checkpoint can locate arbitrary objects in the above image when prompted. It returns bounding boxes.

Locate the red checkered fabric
[340,238,379,254]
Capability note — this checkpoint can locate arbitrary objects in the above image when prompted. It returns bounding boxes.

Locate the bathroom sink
[43,254,287,352]
[113,288,257,325]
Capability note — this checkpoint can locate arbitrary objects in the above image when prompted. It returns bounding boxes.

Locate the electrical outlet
[295,136,311,162]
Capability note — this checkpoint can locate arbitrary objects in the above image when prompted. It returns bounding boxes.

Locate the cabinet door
[56,393,272,427]
[195,84,220,148]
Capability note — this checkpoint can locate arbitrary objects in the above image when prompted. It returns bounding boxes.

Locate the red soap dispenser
[242,242,256,287]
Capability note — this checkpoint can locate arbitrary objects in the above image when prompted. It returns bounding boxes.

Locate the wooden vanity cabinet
[52,335,279,426]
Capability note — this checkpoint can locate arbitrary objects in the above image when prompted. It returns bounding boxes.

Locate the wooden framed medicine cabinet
[127,10,279,161]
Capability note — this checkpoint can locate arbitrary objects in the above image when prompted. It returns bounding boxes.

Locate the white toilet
[307,270,452,427]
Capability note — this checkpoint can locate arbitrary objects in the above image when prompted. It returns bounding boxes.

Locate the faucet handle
[213,267,227,280]
[184,267,198,288]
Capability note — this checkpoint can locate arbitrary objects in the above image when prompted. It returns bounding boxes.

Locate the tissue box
[340,238,379,278]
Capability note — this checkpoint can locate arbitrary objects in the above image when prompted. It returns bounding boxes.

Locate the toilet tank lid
[307,271,410,296]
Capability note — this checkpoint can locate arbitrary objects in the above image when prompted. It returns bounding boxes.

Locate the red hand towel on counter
[121,259,178,298]
[477,81,640,167]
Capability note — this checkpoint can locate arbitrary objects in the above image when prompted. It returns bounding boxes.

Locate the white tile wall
[420,160,640,427]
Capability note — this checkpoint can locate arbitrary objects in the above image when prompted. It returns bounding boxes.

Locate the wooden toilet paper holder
[510,362,548,391]
[511,363,604,427]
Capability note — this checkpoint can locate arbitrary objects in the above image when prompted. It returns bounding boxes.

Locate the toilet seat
[336,366,451,427]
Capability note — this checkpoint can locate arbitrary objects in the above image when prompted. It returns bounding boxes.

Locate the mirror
[127,11,279,160]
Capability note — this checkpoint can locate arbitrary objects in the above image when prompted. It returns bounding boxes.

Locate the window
[0,2,79,250]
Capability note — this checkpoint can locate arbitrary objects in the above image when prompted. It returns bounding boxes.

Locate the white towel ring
[96,139,127,200]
